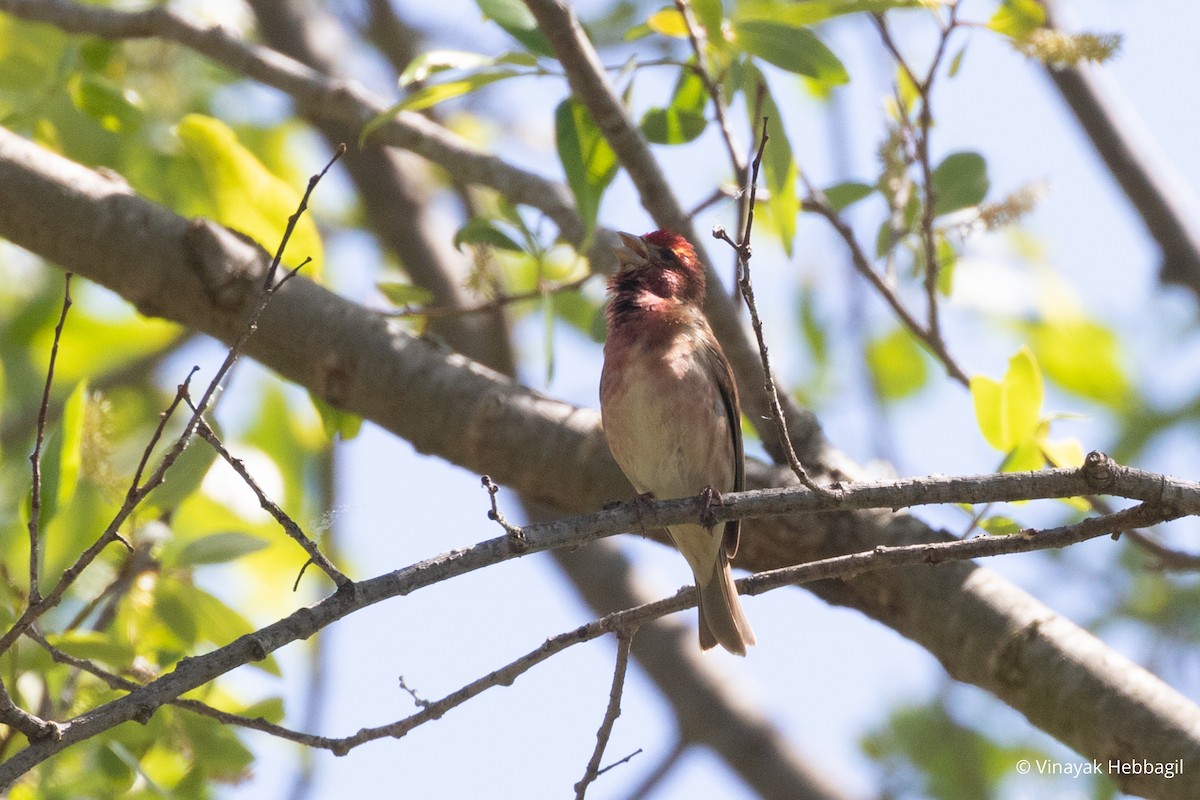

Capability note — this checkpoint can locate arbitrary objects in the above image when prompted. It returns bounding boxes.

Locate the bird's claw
[630,492,656,534]
[698,485,723,529]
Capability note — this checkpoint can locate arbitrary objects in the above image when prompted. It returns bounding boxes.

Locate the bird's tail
[697,556,756,656]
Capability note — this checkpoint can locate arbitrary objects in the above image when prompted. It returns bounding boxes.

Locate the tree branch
[0,475,1181,786]
[1038,0,1200,298]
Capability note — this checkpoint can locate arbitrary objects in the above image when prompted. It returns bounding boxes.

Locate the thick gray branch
[1040,1,1200,297]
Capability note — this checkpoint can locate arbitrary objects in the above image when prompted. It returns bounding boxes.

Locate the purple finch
[599,229,755,655]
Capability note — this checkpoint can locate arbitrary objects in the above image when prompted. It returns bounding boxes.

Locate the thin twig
[26,272,73,604]
[574,634,634,798]
[673,0,744,178]
[804,195,971,385]
[192,415,347,587]
[26,626,335,746]
[871,7,968,385]
[713,120,829,495]
[1124,529,1200,571]
[626,738,686,800]
[129,366,199,495]
[481,475,526,551]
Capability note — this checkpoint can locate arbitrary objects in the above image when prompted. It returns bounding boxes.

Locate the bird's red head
[609,229,707,316]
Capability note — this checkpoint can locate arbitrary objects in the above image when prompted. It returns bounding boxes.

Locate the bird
[599,229,755,655]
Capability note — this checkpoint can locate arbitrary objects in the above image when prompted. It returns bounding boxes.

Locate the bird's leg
[604,492,658,534]
[698,485,724,529]
[630,491,657,534]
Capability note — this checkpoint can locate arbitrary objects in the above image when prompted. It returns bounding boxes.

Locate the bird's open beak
[613,231,649,270]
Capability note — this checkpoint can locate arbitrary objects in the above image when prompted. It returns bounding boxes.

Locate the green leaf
[948,43,968,78]
[550,286,603,340]
[67,73,142,134]
[866,327,929,401]
[240,697,286,725]
[820,181,874,212]
[640,67,709,144]
[742,64,799,255]
[397,68,524,112]
[47,630,135,669]
[731,19,849,85]
[935,234,957,295]
[0,16,68,93]
[798,284,829,370]
[555,98,619,240]
[309,393,364,441]
[147,429,218,512]
[970,346,1043,454]
[988,0,1045,39]
[400,50,507,86]
[39,312,180,386]
[691,0,725,38]
[736,0,923,27]
[176,532,270,567]
[453,218,525,252]
[157,579,280,674]
[377,281,435,307]
[979,516,1024,536]
[43,380,89,520]
[895,62,919,116]
[475,0,554,56]
[175,114,324,279]
[931,151,988,215]
[33,380,88,533]
[42,482,109,586]
[178,711,255,783]
[1024,317,1131,408]
[79,38,118,72]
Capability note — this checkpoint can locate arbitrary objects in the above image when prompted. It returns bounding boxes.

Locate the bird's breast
[600,327,735,502]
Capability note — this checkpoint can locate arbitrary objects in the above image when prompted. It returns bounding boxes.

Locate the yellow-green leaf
[397,68,523,112]
[1040,435,1085,468]
[970,346,1044,455]
[866,327,929,401]
[1024,317,1130,408]
[647,8,689,37]
[970,374,1006,451]
[979,515,1024,536]
[988,0,1045,39]
[309,393,364,441]
[176,114,324,280]
[1004,346,1043,443]
[735,0,923,27]
[39,380,89,524]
